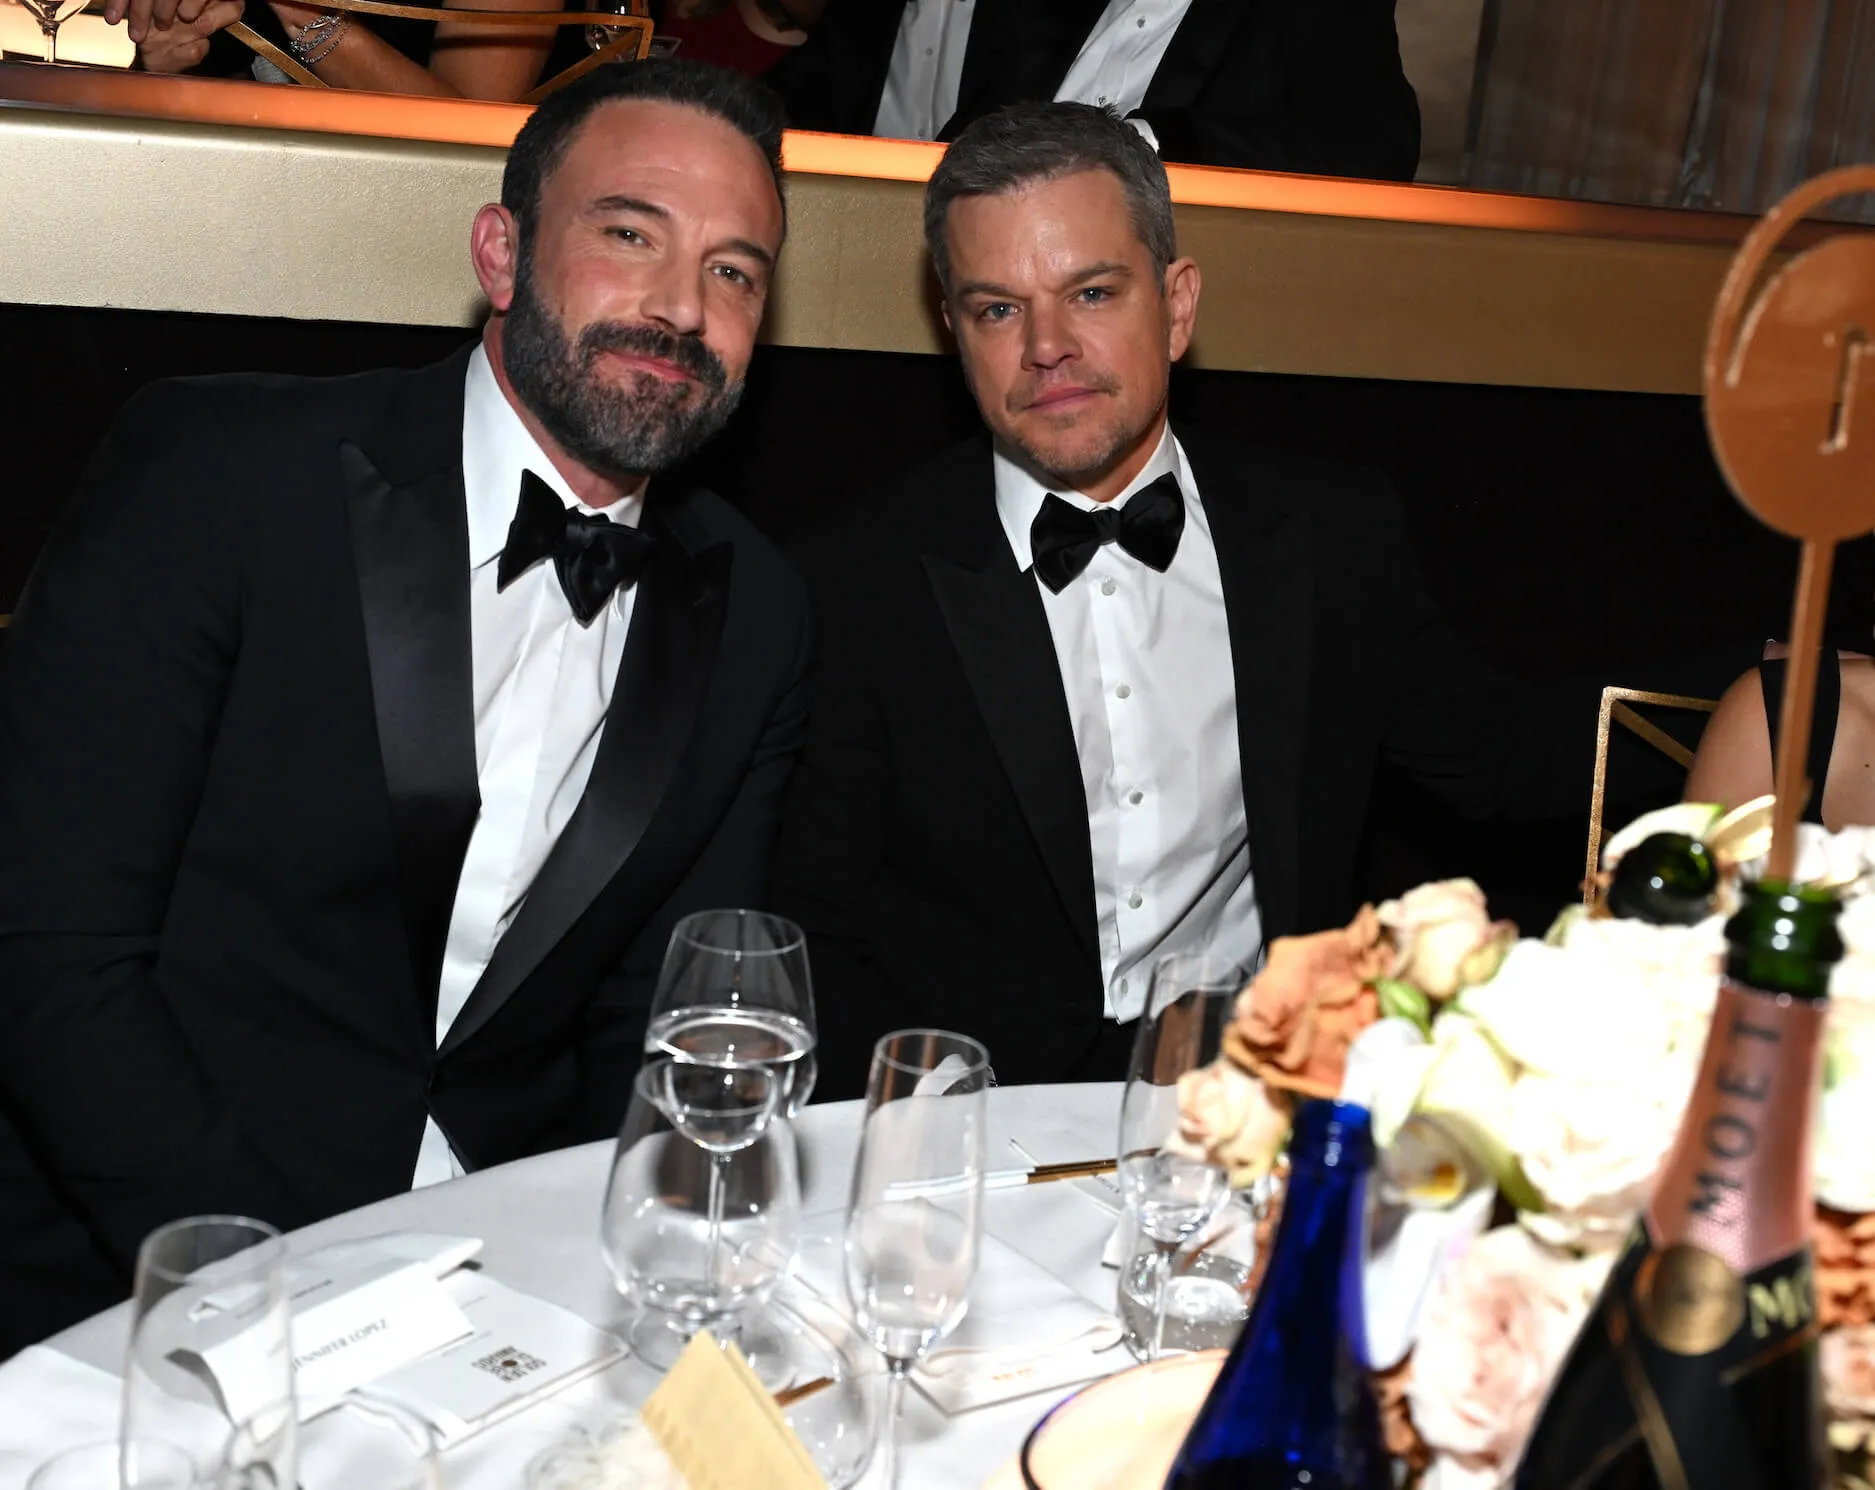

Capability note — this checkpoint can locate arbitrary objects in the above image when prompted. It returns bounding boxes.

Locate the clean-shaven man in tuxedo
[0,61,808,1354]
[773,102,1580,1097]
[766,0,1418,180]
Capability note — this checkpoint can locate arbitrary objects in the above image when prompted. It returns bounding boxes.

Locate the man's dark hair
[923,101,1176,296]
[501,59,787,247]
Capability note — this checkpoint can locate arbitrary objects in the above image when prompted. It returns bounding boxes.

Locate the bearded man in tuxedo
[0,60,809,1355]
[774,102,1598,1097]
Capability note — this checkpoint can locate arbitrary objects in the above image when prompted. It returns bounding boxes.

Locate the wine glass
[223,1398,441,1490]
[601,1057,799,1374]
[28,1442,199,1490]
[1117,953,1244,1362]
[15,0,90,63]
[843,1030,991,1490]
[645,909,818,1115]
[123,1217,293,1477]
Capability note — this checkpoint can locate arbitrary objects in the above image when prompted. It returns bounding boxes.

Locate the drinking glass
[645,909,818,1115]
[14,0,88,63]
[1117,953,1244,1362]
[28,1441,199,1490]
[123,1217,292,1475]
[223,1399,441,1490]
[843,1030,991,1490]
[601,1057,799,1374]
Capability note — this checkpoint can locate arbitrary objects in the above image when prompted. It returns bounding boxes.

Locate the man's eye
[978,303,1016,323]
[609,227,644,244]
[1077,286,1113,303]
[713,264,753,288]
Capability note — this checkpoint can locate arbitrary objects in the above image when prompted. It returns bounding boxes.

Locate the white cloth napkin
[0,1346,127,1487]
[792,1222,1124,1416]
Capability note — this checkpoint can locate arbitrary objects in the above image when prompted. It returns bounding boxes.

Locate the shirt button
[1128,790,1144,805]
[1128,892,1144,910]
[1114,683,1132,699]
[1119,978,1130,996]
[1136,13,1145,23]
[1100,578,1117,596]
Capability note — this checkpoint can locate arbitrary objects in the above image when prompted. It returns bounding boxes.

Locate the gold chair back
[1583,686,1719,908]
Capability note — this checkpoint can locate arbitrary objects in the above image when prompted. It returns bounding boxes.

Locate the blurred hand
[134,0,241,69]
[108,0,218,47]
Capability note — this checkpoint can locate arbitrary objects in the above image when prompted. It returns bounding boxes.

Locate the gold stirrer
[1704,167,1875,880]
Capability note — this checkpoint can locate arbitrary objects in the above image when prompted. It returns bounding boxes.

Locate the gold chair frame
[1583,686,1719,908]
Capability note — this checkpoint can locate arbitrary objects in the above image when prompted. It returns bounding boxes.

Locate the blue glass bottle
[1164,1099,1389,1490]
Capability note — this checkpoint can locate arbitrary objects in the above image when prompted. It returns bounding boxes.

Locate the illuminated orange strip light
[0,59,1852,248]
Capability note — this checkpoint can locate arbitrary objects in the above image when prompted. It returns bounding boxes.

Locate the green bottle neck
[1722,878,1842,1001]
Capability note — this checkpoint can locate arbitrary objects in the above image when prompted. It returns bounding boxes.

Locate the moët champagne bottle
[1514,877,1841,1490]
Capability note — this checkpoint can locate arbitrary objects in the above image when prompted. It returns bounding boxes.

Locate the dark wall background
[6,300,1866,934]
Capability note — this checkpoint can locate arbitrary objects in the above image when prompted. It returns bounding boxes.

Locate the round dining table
[11,1081,1132,1490]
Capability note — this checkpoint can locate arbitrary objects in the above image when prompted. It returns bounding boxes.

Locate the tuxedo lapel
[921,486,1100,970]
[1141,0,1237,110]
[439,510,730,1058]
[341,352,481,1025]
[1180,426,1313,944]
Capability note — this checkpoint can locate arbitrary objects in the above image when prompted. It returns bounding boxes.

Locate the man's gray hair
[923,102,1178,295]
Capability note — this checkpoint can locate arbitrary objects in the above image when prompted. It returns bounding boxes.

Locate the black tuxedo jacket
[768,0,1419,182]
[772,427,1586,1100]
[0,349,810,1355]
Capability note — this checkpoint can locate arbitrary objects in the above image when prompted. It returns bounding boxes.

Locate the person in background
[658,0,823,78]
[1685,643,1875,830]
[773,103,1574,1101]
[122,0,559,98]
[0,61,808,1357]
[766,0,1419,180]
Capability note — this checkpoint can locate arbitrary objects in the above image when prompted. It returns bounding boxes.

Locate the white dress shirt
[412,347,644,1188]
[873,0,977,142]
[1055,0,1195,128]
[993,427,1261,1024]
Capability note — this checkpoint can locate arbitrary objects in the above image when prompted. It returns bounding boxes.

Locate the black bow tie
[496,470,654,624]
[1028,472,1185,594]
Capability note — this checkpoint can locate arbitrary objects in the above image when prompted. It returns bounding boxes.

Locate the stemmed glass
[601,1057,799,1372]
[844,1030,991,1490]
[1117,953,1244,1362]
[15,0,89,63]
[122,1216,293,1476]
[27,1442,198,1490]
[224,1398,442,1490]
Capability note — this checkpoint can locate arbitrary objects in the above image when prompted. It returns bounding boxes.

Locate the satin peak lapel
[439,531,731,1057]
[341,441,480,1021]
[923,546,1101,970]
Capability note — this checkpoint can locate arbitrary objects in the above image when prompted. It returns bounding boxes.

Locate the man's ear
[1164,256,1202,363]
[470,203,522,314]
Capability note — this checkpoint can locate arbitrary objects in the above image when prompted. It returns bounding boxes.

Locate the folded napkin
[792,1222,1124,1415]
[0,1346,129,1487]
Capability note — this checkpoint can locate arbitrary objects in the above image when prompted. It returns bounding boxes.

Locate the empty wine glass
[123,1217,292,1476]
[601,1057,799,1374]
[844,1030,990,1490]
[28,1441,198,1490]
[15,0,88,63]
[645,909,818,1115]
[1117,953,1245,1362]
[224,1398,441,1490]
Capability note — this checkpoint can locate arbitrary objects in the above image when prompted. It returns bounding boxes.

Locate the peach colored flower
[1378,879,1517,1001]
[1825,1326,1875,1422]
[1227,906,1389,1098]
[1817,1207,1875,1330]
[1167,1060,1293,1188]
[1407,1227,1609,1490]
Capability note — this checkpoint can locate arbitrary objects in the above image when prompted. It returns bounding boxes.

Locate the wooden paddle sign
[1705,166,1875,880]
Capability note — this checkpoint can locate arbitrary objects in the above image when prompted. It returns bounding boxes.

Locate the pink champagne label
[1646,979,1828,1276]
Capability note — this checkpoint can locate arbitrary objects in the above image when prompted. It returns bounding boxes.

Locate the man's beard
[501,265,744,482]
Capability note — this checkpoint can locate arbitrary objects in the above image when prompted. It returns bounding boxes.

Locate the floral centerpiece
[1171,805,1875,1490]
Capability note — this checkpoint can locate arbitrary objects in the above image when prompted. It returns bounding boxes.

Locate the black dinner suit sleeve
[576,581,814,1139]
[763,0,906,136]
[1136,0,1420,181]
[0,384,307,1271]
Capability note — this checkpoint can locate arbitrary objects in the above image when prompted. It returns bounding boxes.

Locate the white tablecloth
[5,1082,1127,1490]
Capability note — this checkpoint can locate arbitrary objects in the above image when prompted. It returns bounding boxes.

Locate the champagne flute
[123,1217,293,1477]
[645,909,818,1115]
[844,1030,991,1490]
[1117,953,1244,1361]
[601,1057,798,1372]
[15,0,89,63]
[224,1398,441,1490]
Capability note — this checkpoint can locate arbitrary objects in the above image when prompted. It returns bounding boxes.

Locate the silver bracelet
[288,8,348,64]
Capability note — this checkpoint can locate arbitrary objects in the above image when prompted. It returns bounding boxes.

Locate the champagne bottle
[1605,832,1720,925]
[1514,878,1841,1490]
[1165,1099,1389,1490]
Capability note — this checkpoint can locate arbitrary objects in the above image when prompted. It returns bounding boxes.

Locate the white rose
[1168,1060,1291,1188]
[1408,1227,1610,1489]
[1510,1074,1679,1250]
[1819,996,1875,1211]
[1378,879,1512,1001]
